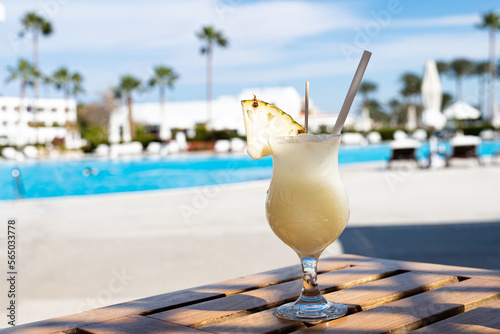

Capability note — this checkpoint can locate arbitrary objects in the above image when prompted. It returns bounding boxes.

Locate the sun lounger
[367,131,382,144]
[230,138,246,152]
[446,135,481,166]
[23,145,39,159]
[342,132,366,145]
[214,140,230,153]
[388,138,420,169]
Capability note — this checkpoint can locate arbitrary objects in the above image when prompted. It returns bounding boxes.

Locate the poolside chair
[214,140,230,153]
[95,144,110,157]
[230,138,246,152]
[388,138,420,169]
[342,132,367,145]
[412,129,428,141]
[146,142,161,155]
[446,135,481,166]
[23,145,39,159]
[367,131,382,144]
[1,147,24,161]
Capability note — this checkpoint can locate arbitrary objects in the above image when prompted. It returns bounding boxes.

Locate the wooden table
[6,254,500,333]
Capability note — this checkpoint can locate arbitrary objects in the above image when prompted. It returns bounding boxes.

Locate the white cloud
[1,0,499,111]
[391,14,481,28]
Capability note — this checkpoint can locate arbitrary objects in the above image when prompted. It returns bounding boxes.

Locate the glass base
[276,299,347,322]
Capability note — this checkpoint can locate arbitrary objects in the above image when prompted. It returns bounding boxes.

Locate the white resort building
[0,97,84,149]
[109,87,344,143]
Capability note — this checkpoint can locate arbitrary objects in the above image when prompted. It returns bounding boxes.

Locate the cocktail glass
[266,134,349,321]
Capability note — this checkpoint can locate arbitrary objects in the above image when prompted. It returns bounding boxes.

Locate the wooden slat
[7,260,353,334]
[347,255,500,281]
[412,299,500,333]
[201,272,457,333]
[148,264,398,328]
[300,277,500,334]
[75,315,203,334]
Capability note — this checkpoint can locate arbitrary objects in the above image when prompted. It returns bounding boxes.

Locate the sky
[0,0,499,115]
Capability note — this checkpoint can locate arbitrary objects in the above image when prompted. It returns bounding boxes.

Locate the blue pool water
[1,141,499,200]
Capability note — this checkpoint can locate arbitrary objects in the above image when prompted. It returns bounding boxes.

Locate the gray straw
[332,50,372,135]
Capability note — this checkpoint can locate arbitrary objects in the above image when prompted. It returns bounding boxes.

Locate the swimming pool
[1,141,499,200]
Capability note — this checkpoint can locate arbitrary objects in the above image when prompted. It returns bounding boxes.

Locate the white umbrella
[421,59,446,130]
[443,101,481,120]
[492,105,500,129]
[0,3,5,22]
[405,105,417,131]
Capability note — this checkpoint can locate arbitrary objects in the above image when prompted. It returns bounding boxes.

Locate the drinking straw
[305,81,309,133]
[332,50,372,135]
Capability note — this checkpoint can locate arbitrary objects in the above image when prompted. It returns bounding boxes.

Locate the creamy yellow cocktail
[266,134,349,258]
[241,97,350,321]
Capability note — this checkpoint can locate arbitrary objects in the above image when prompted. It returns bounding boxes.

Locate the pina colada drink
[241,97,349,321]
[266,135,349,258]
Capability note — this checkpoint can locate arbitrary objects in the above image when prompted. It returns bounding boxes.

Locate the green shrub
[376,128,405,141]
[461,124,494,136]
[135,124,156,148]
[81,125,109,152]
[187,123,243,142]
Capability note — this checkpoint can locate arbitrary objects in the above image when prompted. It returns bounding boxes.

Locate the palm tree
[196,25,228,124]
[52,67,72,99]
[359,81,377,107]
[20,12,53,99]
[42,74,53,98]
[5,59,37,124]
[442,92,453,110]
[400,73,422,127]
[449,58,474,101]
[114,75,142,140]
[473,61,490,116]
[436,61,449,76]
[71,72,85,102]
[477,11,500,121]
[388,98,403,125]
[148,66,179,141]
[400,72,422,104]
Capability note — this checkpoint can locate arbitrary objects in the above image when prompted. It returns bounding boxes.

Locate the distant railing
[12,168,25,199]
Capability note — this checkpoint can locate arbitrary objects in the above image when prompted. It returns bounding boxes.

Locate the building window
[27,105,32,112]
[65,107,70,113]
[14,106,19,111]
[52,108,57,112]
[2,121,7,126]
[1,106,6,111]
[38,107,44,112]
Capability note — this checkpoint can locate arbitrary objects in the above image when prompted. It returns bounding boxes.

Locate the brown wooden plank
[201,272,457,333]
[76,314,204,334]
[7,260,354,334]
[300,277,500,334]
[149,263,399,328]
[346,255,500,281]
[412,299,500,333]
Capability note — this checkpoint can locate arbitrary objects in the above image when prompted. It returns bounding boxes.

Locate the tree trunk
[456,76,462,102]
[488,27,496,122]
[17,81,26,148]
[20,81,26,125]
[65,87,70,129]
[127,95,135,140]
[479,75,486,118]
[206,44,213,125]
[160,84,166,141]
[33,31,39,100]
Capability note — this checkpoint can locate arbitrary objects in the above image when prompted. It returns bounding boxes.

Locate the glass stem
[299,256,325,303]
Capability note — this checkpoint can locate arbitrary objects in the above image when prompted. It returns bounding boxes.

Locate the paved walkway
[0,162,499,326]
